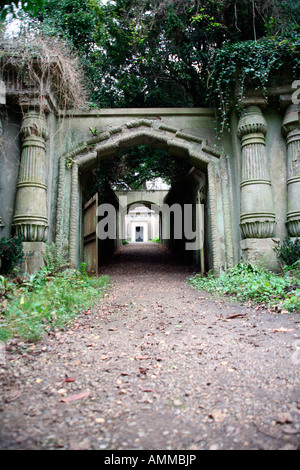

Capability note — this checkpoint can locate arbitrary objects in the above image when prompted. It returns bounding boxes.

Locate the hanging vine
[208,33,300,131]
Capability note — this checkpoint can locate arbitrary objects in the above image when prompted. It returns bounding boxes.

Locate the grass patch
[0,268,110,342]
[188,262,300,313]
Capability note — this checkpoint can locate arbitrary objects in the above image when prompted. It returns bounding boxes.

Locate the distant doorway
[135,226,144,242]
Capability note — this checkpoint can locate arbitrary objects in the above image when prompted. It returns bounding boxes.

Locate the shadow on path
[99,242,195,276]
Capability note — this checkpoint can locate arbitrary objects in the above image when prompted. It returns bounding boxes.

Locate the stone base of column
[20,242,46,275]
[240,238,280,272]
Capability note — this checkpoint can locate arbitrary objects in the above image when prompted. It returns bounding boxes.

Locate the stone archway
[55,118,234,273]
[116,191,168,245]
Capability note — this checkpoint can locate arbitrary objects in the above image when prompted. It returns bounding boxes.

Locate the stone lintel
[59,107,217,119]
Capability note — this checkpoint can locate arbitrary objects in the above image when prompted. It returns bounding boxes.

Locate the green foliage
[0,268,110,342]
[189,262,300,312]
[0,0,45,20]
[43,243,69,274]
[78,261,88,276]
[208,34,300,130]
[274,237,300,268]
[91,145,191,202]
[12,0,300,116]
[27,0,97,55]
[0,274,15,296]
[0,235,24,275]
[280,290,300,313]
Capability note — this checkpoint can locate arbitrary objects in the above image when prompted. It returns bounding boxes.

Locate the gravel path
[1,242,300,450]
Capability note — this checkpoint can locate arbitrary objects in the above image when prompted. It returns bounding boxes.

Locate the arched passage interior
[55,119,233,274]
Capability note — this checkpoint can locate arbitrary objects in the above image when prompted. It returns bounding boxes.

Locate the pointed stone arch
[56,118,234,272]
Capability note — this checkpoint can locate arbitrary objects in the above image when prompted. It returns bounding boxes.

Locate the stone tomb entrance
[54,115,233,274]
[2,98,298,275]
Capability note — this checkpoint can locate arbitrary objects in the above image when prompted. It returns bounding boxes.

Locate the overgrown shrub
[0,235,24,274]
[274,237,300,267]
[43,243,69,274]
[189,262,300,312]
[0,268,110,342]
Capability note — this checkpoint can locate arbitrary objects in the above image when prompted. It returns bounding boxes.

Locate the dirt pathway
[1,243,300,450]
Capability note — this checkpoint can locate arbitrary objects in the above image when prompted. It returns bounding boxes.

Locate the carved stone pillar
[282,104,300,237]
[13,109,49,242]
[237,106,276,238]
[0,80,5,233]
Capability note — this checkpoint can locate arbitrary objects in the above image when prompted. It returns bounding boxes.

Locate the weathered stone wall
[0,105,21,238]
[54,110,228,271]
[1,84,299,274]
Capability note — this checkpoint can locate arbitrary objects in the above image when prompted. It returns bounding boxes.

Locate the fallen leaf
[226,314,246,319]
[5,389,22,403]
[273,328,295,333]
[62,377,75,384]
[275,412,293,424]
[100,355,109,360]
[61,391,91,403]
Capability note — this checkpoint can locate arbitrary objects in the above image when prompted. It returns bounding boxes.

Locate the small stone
[209,444,219,450]
[95,417,105,424]
[69,438,91,450]
[172,398,183,407]
[209,409,227,423]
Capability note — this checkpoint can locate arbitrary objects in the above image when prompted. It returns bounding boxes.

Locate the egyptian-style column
[0,79,5,233]
[13,108,49,243]
[237,106,276,238]
[282,104,300,237]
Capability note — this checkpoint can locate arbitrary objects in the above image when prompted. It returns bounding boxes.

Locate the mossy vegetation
[189,238,300,313]
[0,266,109,342]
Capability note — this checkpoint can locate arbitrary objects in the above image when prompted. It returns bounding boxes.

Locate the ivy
[0,235,24,275]
[0,0,45,20]
[14,1,300,118]
[208,34,300,130]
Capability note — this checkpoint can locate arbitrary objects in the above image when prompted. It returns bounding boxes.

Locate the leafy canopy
[0,0,45,20]
[22,0,300,109]
[92,146,191,203]
[9,1,300,195]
